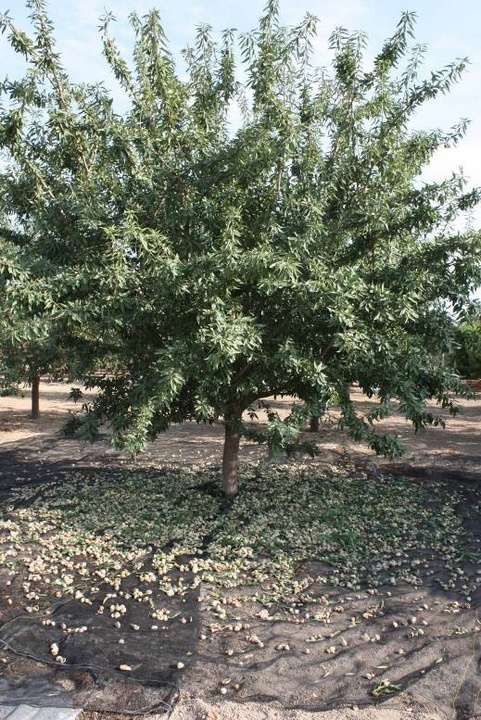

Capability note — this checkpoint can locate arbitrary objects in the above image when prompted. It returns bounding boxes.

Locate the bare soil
[1,381,480,472]
[1,382,481,720]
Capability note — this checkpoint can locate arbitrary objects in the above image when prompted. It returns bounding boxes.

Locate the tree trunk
[309,415,320,433]
[31,374,41,419]
[222,403,242,497]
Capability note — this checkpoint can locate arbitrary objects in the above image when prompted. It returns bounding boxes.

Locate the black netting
[0,571,199,715]
[1,454,481,719]
[1,568,480,718]
[184,581,481,720]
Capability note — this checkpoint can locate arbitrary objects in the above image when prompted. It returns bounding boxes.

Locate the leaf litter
[0,462,478,608]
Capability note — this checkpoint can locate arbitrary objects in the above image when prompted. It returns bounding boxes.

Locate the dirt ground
[1,380,480,472]
[1,382,481,720]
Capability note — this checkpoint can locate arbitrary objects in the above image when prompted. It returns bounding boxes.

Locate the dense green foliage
[449,315,481,378]
[1,0,480,493]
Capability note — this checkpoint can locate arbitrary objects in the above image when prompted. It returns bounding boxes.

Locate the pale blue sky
[2,0,481,222]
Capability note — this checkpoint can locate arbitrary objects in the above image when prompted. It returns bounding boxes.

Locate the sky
[2,0,481,225]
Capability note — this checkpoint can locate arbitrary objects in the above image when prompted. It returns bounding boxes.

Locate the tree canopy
[1,0,480,494]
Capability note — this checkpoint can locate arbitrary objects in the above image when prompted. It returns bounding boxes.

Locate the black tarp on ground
[0,575,199,714]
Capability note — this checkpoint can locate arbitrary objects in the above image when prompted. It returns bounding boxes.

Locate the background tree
[0,223,46,417]
[1,0,480,495]
[0,182,117,417]
[0,2,126,415]
[449,310,481,379]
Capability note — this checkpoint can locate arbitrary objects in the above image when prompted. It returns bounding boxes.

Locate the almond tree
[1,0,480,495]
